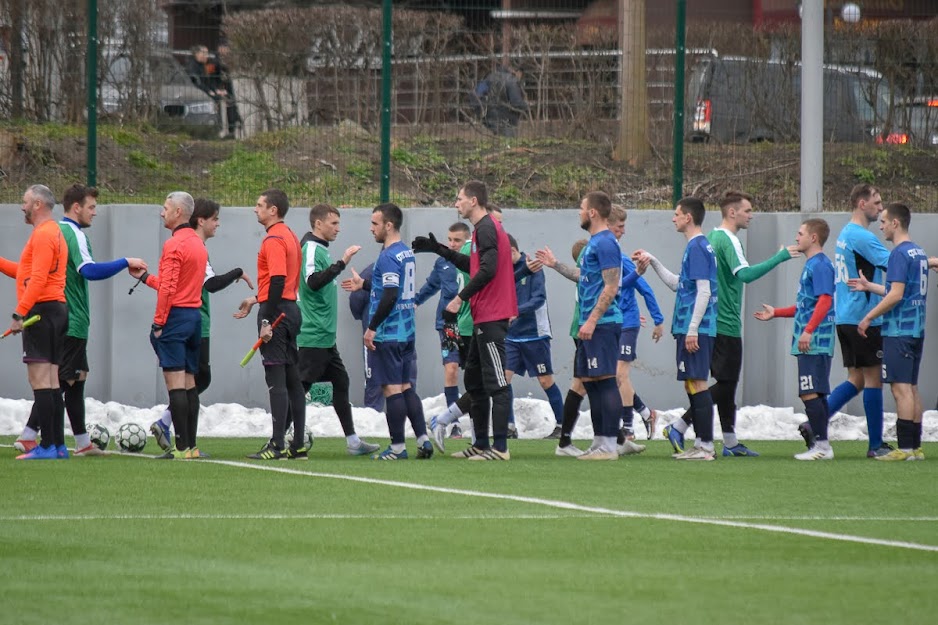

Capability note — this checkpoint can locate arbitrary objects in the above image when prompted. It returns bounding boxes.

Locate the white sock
[437,402,463,426]
[816,440,831,450]
[470,428,476,445]
[75,433,91,449]
[391,442,406,454]
[672,419,689,434]
[638,406,651,420]
[700,441,715,452]
[723,432,739,448]
[603,436,618,453]
[346,434,361,447]
[160,408,172,427]
[19,426,38,441]
[694,437,702,448]
[417,434,429,445]
[591,435,601,450]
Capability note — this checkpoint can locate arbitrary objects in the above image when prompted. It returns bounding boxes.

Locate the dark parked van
[686,55,891,144]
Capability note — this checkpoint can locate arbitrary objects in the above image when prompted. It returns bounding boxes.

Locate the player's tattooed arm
[577,265,619,340]
[535,246,580,282]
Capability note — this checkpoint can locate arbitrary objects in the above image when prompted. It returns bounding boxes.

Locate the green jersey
[60,220,93,339]
[569,247,586,339]
[457,240,473,336]
[708,228,791,337]
[200,259,213,338]
[298,235,338,348]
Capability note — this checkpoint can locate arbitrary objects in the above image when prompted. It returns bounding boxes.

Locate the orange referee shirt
[144,224,208,326]
[0,219,66,316]
[256,221,301,303]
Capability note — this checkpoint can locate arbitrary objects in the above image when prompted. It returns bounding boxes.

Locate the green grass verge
[2,438,936,624]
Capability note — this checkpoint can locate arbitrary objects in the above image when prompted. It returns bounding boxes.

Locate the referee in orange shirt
[131,192,208,459]
[235,189,307,460]
[0,185,69,460]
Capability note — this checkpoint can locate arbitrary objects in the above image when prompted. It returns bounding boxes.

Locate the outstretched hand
[535,246,557,268]
[341,268,364,292]
[848,269,871,292]
[238,273,255,290]
[342,245,361,265]
[234,295,257,319]
[753,303,775,321]
[126,258,148,272]
[784,245,802,259]
[412,232,442,254]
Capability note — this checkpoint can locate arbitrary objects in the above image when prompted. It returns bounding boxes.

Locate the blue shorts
[150,307,201,373]
[368,340,416,387]
[574,323,620,378]
[882,336,923,385]
[796,354,832,396]
[438,330,461,366]
[675,334,714,381]
[618,327,639,362]
[506,337,553,377]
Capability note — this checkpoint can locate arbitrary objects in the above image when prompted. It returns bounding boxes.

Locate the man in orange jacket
[1,185,69,460]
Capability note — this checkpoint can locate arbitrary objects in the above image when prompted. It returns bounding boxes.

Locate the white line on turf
[202,459,938,554]
[0,513,602,522]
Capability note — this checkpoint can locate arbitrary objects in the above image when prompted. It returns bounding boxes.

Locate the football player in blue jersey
[755,219,836,460]
[342,204,432,460]
[634,197,718,461]
[853,203,929,461]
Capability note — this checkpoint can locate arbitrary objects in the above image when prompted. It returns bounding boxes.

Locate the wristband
[12,313,23,322]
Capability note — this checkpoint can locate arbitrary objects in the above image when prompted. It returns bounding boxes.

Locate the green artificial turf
[1,438,935,624]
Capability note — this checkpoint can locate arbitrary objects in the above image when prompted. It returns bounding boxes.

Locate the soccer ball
[285,425,314,450]
[116,423,147,453]
[88,423,110,451]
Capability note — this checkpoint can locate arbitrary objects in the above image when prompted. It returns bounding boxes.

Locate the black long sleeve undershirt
[260,275,285,319]
[204,268,243,294]
[368,286,399,332]
[437,245,470,273]
[307,259,346,291]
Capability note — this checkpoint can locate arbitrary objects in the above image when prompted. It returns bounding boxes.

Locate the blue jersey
[509,253,551,341]
[792,253,836,356]
[672,235,718,337]
[883,241,928,338]
[368,241,416,342]
[414,256,459,331]
[834,222,890,325]
[618,253,665,330]
[577,229,622,327]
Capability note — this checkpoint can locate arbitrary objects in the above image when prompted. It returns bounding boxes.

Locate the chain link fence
[1,1,937,211]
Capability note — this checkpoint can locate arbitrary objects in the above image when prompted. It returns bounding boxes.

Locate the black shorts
[59,336,89,382]
[464,320,509,394]
[22,301,68,366]
[837,324,883,368]
[257,301,301,367]
[298,345,350,392]
[710,334,742,382]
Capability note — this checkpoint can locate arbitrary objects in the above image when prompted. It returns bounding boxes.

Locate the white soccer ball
[841,3,861,23]
[88,423,110,451]
[285,425,314,450]
[117,423,147,453]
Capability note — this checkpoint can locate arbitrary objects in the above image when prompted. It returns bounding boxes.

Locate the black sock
[33,389,56,448]
[712,379,738,434]
[469,390,490,450]
[621,405,634,430]
[52,388,66,446]
[187,387,200,449]
[681,407,693,426]
[913,422,922,449]
[265,366,288,449]
[690,389,714,443]
[560,389,584,447]
[633,393,646,414]
[168,388,189,450]
[334,391,356,437]
[896,418,915,450]
[456,391,472,415]
[285,366,306,451]
[385,393,407,445]
[63,380,86,437]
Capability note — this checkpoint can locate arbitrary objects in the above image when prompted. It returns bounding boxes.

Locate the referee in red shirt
[132,192,207,459]
[235,189,307,460]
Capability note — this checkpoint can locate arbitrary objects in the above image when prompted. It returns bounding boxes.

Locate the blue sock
[444,385,459,406]
[863,387,884,450]
[633,393,646,414]
[826,381,859,415]
[544,383,564,425]
[385,393,407,445]
[597,378,621,437]
[621,405,634,430]
[583,381,600,435]
[803,396,829,441]
[403,387,427,439]
[507,384,515,424]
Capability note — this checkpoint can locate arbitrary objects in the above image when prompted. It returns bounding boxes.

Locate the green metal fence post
[379,0,392,203]
[87,0,98,188]
[671,0,687,207]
